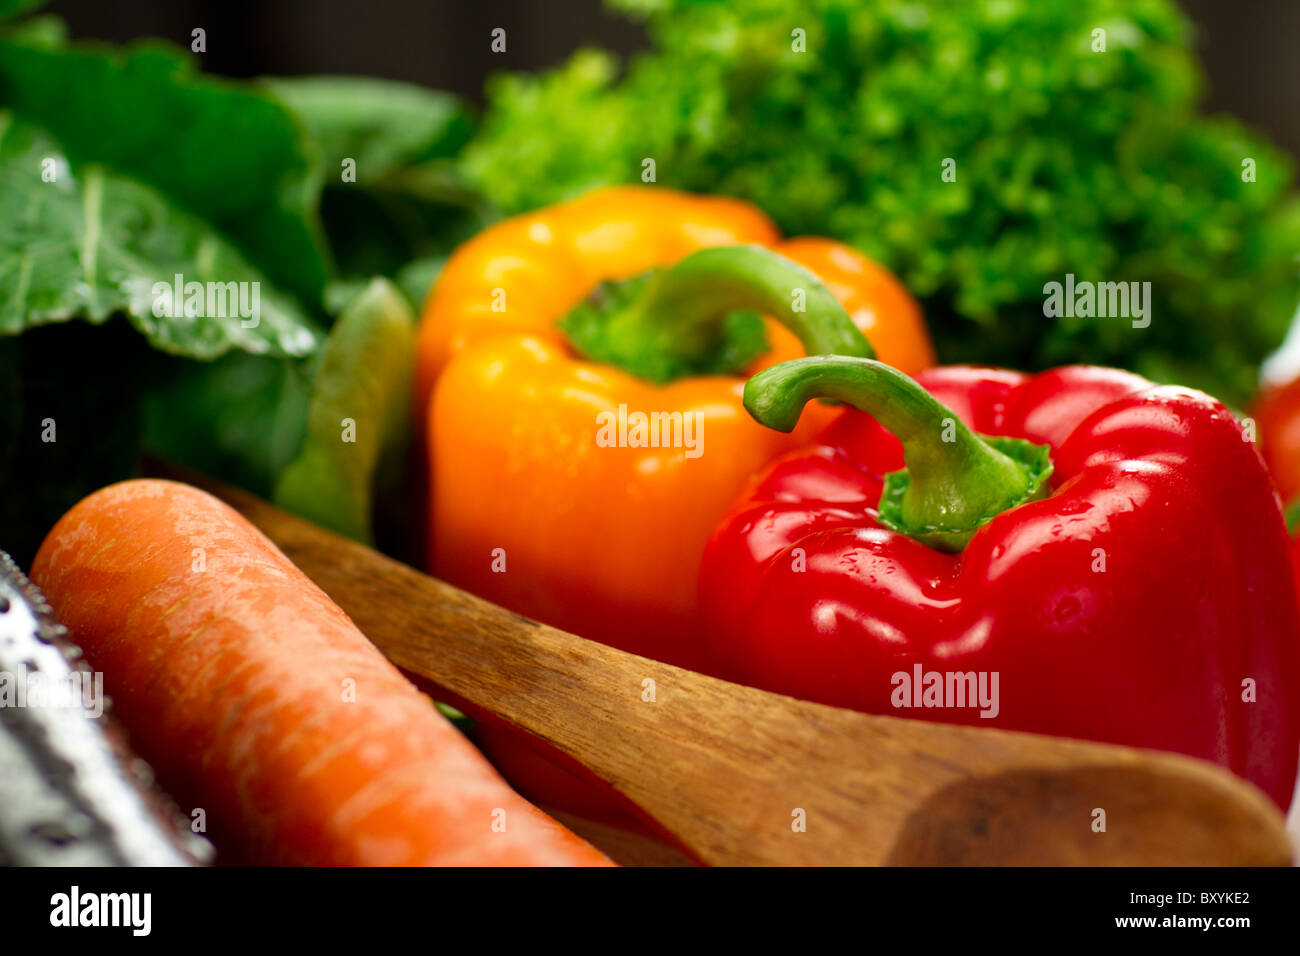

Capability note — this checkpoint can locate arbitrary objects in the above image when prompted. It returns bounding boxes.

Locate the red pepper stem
[744,355,1052,551]
[559,245,875,384]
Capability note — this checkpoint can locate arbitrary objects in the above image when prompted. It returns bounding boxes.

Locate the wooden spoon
[169,468,1292,866]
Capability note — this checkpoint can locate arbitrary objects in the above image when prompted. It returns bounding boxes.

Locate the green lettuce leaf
[263,75,471,180]
[0,39,331,305]
[141,350,317,499]
[465,0,1300,404]
[265,74,489,298]
[0,113,320,358]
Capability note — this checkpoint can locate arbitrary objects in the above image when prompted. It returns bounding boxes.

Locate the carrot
[30,479,612,867]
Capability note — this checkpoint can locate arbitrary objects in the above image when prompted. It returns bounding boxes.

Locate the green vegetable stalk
[274,279,415,545]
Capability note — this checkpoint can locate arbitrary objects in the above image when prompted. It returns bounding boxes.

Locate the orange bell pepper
[415,186,933,668]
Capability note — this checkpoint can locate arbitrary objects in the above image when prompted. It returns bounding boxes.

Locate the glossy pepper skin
[1292,533,1300,606]
[1253,376,1300,504]
[701,363,1300,809]
[1254,380,1300,631]
[415,186,933,667]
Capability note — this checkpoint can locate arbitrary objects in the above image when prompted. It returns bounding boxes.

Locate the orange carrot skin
[31,479,612,867]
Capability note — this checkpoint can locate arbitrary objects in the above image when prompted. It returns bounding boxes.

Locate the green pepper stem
[745,355,1052,551]
[561,245,874,384]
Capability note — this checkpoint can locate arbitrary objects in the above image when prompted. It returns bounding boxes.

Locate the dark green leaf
[0,39,331,305]
[0,114,321,358]
[263,74,490,285]
[262,75,472,181]
[0,0,45,22]
[140,349,316,498]
[317,183,489,287]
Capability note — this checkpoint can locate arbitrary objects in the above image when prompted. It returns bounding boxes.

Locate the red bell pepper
[700,357,1300,809]
[1252,375,1300,505]
[1292,533,1300,610]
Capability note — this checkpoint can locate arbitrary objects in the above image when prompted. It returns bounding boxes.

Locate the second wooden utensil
[180,471,1291,866]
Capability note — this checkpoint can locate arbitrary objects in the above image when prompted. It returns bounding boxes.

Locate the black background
[0,863,1288,939]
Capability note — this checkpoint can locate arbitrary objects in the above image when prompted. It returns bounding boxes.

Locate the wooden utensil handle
[156,463,1293,867]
